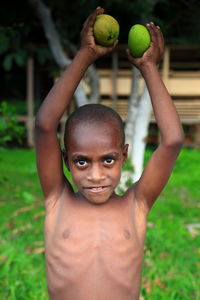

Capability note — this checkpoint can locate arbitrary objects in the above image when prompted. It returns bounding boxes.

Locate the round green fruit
[128,24,151,58]
[93,14,120,47]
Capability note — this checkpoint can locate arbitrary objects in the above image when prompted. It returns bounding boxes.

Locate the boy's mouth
[84,186,110,193]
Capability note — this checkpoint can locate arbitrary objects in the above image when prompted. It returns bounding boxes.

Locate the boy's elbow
[35,114,45,132]
[165,136,184,152]
[34,114,53,133]
[164,134,184,150]
[171,139,184,151]
[174,130,185,148]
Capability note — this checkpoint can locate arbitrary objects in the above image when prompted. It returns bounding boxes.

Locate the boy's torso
[45,187,147,300]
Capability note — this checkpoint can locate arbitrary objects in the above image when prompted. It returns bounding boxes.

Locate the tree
[27,0,200,181]
[125,0,156,180]
[28,0,100,107]
[1,0,200,71]
[1,0,200,176]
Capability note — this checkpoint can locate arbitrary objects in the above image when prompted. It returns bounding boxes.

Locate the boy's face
[65,121,128,205]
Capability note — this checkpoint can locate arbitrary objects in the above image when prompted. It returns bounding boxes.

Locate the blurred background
[0,0,200,299]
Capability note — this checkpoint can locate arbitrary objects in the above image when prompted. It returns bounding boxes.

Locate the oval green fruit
[128,24,151,58]
[93,14,120,47]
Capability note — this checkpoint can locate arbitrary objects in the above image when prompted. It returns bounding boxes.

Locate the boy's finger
[157,26,165,54]
[83,7,104,30]
[98,39,119,56]
[126,49,135,64]
[147,22,157,45]
[108,39,119,52]
[126,49,132,60]
[152,24,164,57]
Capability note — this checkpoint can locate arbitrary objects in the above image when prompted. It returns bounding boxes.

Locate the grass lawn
[0,147,200,300]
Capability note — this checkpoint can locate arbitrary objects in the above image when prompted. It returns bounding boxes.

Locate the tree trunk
[125,66,140,154]
[126,0,156,182]
[28,0,92,107]
[87,65,100,103]
[64,41,100,104]
[131,84,152,181]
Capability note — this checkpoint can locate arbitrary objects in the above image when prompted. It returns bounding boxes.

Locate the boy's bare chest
[44,195,147,299]
[45,195,146,258]
[46,209,140,259]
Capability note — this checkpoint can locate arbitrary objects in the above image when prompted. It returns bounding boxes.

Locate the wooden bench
[20,47,200,147]
[84,58,200,145]
[99,98,200,124]
[83,68,200,123]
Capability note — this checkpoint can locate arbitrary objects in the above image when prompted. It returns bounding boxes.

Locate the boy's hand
[80,7,118,61]
[127,22,164,71]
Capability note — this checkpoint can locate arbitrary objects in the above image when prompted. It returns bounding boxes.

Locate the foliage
[154,0,200,44]
[1,0,200,72]
[0,25,28,71]
[0,1,54,71]
[0,102,25,147]
[0,148,200,299]
[43,0,200,44]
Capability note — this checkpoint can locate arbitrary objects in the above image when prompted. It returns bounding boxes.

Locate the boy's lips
[83,185,111,193]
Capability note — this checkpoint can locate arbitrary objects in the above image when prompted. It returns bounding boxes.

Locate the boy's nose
[87,164,106,182]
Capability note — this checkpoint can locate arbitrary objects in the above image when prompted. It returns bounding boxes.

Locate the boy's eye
[104,157,115,165]
[76,159,87,167]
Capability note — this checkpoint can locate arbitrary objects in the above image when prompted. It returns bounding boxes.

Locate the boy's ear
[122,144,129,165]
[62,149,70,171]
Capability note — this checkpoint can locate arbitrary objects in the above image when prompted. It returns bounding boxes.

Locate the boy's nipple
[123,229,131,240]
[62,229,70,239]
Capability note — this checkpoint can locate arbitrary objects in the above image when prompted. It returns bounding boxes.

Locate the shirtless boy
[35,7,184,300]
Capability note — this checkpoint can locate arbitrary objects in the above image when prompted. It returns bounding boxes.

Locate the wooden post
[162,46,170,88]
[194,124,200,147]
[112,51,118,111]
[26,58,34,147]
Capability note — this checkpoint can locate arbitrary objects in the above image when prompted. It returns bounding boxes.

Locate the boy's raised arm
[35,7,117,200]
[127,23,184,213]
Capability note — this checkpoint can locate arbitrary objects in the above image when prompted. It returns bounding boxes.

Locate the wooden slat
[86,68,200,98]
[100,99,200,124]
[170,71,200,78]
[97,69,144,97]
[92,64,200,125]
[166,78,200,96]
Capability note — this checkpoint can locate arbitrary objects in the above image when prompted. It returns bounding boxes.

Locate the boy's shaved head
[64,104,125,149]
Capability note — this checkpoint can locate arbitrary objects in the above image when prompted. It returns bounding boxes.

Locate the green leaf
[36,47,53,65]
[0,101,25,146]
[13,50,26,67]
[0,30,9,54]
[3,54,14,71]
[22,191,34,204]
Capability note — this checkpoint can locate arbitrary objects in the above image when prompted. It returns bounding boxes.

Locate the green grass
[0,148,200,299]
[0,149,47,300]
